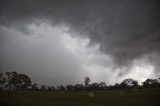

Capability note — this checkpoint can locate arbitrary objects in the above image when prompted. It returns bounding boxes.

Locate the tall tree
[5,72,11,91]
[10,71,18,89]
[84,77,90,88]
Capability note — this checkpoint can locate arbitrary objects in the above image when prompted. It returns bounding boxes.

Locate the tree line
[0,71,160,91]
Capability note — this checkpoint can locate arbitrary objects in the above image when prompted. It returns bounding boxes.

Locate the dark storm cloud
[0,0,160,74]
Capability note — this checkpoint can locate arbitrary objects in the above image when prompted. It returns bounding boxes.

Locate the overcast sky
[0,0,160,86]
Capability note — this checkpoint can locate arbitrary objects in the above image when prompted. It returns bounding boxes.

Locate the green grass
[0,89,160,106]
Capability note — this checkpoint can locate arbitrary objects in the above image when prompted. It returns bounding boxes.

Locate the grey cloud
[0,25,85,85]
[0,0,160,76]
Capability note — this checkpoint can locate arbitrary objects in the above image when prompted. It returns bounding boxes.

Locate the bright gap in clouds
[61,26,156,84]
[122,63,155,84]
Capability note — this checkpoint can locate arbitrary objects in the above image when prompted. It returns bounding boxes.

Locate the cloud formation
[0,0,160,84]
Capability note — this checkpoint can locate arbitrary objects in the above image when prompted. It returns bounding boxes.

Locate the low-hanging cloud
[0,0,160,81]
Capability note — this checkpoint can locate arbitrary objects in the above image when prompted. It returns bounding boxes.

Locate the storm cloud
[0,0,160,85]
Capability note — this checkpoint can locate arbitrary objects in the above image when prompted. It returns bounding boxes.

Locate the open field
[0,89,160,106]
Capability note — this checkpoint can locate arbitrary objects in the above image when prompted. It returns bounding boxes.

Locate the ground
[0,89,160,106]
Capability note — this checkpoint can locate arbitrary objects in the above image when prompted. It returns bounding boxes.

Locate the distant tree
[4,71,31,90]
[0,73,6,84]
[47,86,52,91]
[13,74,31,90]
[40,85,46,91]
[107,85,114,90]
[142,79,159,88]
[114,83,120,89]
[0,73,6,90]
[5,72,12,91]
[99,82,106,88]
[31,83,39,90]
[84,77,90,88]
[132,80,138,87]
[47,86,55,91]
[57,85,65,91]
[75,84,84,91]
[120,78,138,89]
[67,85,74,91]
[10,71,18,89]
[51,86,56,91]
[88,83,99,90]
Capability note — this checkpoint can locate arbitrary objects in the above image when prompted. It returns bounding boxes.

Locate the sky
[0,0,160,86]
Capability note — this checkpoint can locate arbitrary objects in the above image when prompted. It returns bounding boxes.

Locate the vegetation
[0,71,160,91]
[0,71,160,106]
[0,72,31,91]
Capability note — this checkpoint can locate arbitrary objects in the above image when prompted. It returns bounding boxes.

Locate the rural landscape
[0,71,160,106]
[1,0,160,106]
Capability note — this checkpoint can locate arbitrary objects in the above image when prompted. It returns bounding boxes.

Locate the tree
[57,85,65,91]
[0,73,6,90]
[120,78,138,89]
[0,73,3,78]
[5,72,12,91]
[99,82,106,90]
[47,86,55,91]
[40,85,46,91]
[31,83,39,90]
[114,83,120,89]
[10,71,18,89]
[132,80,138,87]
[51,86,56,91]
[75,84,84,91]
[84,77,90,88]
[88,83,99,90]
[142,79,159,88]
[99,82,106,87]
[11,73,32,90]
[67,85,74,91]
[0,73,6,84]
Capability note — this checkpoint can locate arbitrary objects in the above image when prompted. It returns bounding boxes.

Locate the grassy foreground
[0,89,160,106]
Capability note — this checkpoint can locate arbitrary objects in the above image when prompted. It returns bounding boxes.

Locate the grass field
[0,89,160,106]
